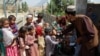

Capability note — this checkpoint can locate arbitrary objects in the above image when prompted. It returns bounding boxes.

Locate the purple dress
[10,24,18,36]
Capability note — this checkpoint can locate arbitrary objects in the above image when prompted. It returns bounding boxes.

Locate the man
[63,5,99,56]
[34,13,44,27]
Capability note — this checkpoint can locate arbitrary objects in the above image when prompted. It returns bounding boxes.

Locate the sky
[23,0,100,7]
[23,0,50,7]
[91,0,100,3]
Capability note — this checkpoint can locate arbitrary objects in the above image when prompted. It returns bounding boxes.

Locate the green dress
[0,29,5,56]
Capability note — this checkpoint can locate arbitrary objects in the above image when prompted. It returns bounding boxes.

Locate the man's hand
[76,37,82,44]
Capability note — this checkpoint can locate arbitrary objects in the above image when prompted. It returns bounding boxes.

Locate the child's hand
[25,46,30,49]
[11,39,16,46]
[56,39,59,42]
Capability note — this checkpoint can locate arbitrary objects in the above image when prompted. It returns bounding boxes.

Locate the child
[45,28,59,56]
[18,26,29,56]
[25,25,39,56]
[0,18,5,56]
[8,15,18,36]
[2,18,18,56]
[25,15,34,27]
[35,25,45,56]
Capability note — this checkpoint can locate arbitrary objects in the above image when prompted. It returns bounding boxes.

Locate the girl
[25,25,39,56]
[0,18,5,56]
[8,15,18,36]
[2,18,18,56]
[45,28,59,56]
[18,26,29,56]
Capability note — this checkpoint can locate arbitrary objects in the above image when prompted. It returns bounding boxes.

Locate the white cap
[27,15,32,18]
[67,5,76,12]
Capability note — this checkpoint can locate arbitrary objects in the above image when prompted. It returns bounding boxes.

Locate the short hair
[8,15,16,21]
[37,13,43,18]
[45,28,52,35]
[19,26,28,35]
[0,17,8,26]
[27,25,34,31]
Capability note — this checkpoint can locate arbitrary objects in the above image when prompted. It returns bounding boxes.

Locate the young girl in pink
[2,18,18,56]
[18,26,29,56]
[25,25,39,56]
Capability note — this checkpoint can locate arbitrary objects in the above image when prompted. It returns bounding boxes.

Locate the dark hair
[19,26,28,33]
[0,18,8,27]
[45,28,52,35]
[8,15,16,21]
[65,8,76,16]
[19,26,28,37]
[37,13,43,18]
[59,16,66,26]
[27,25,34,31]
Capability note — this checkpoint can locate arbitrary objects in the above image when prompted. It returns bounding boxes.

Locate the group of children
[0,13,60,56]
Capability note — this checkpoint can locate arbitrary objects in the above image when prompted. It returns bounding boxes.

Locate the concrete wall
[87,4,100,26]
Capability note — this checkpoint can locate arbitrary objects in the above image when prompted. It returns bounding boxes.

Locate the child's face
[3,20,9,28]
[27,18,32,23]
[24,31,29,37]
[10,18,16,24]
[46,23,49,26]
[30,28,35,35]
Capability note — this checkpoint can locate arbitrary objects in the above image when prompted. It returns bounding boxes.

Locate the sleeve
[13,24,18,33]
[81,16,95,43]
[52,21,56,29]
[46,36,58,44]
[2,29,15,46]
[3,29,15,39]
[62,24,74,35]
